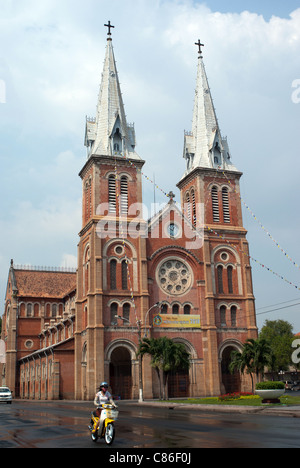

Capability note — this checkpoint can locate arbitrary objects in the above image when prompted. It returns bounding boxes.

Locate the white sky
[0,0,300,331]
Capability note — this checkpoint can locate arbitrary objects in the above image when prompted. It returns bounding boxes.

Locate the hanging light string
[115,152,300,292]
[219,168,300,271]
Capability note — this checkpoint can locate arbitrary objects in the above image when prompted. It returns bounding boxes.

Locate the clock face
[156,258,193,296]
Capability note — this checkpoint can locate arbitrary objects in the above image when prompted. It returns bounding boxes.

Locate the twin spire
[84,22,140,160]
[85,25,238,175]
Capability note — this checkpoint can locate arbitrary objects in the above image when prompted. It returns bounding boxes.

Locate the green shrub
[255,381,285,390]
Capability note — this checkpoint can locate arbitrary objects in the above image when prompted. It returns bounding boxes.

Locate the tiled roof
[14,269,76,299]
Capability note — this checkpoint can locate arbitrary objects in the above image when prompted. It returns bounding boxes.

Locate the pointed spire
[182,41,238,174]
[85,24,140,161]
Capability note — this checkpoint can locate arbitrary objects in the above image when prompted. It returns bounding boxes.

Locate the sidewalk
[137,400,300,417]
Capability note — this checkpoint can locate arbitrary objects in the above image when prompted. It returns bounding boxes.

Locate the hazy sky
[0,0,299,331]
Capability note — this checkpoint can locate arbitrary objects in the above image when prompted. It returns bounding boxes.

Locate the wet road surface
[0,400,300,448]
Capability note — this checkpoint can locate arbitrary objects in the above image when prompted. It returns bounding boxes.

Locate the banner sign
[153,314,201,329]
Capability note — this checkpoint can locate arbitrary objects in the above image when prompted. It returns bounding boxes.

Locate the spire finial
[104,21,115,39]
[195,39,204,58]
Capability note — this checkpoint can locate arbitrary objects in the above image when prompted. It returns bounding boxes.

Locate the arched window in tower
[121,260,128,290]
[110,303,118,325]
[211,186,220,222]
[220,305,227,327]
[185,192,191,223]
[222,187,230,223]
[123,303,130,323]
[172,304,179,315]
[110,259,117,290]
[120,176,129,215]
[227,266,233,294]
[184,305,191,315]
[217,265,224,293]
[113,128,122,154]
[108,175,116,213]
[191,189,196,227]
[231,306,237,327]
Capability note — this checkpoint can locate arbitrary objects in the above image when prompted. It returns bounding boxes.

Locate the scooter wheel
[91,431,98,443]
[104,423,115,445]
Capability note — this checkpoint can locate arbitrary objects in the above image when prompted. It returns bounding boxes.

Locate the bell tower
[177,41,258,396]
[75,24,149,400]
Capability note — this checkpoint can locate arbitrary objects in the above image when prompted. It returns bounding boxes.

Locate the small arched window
[185,192,191,223]
[108,175,116,213]
[123,303,130,323]
[220,305,226,327]
[110,259,117,290]
[120,176,128,215]
[217,265,224,294]
[227,266,233,294]
[172,304,179,315]
[184,305,191,315]
[222,187,230,223]
[110,303,118,325]
[121,260,128,290]
[191,189,196,227]
[211,186,220,223]
[161,303,168,313]
[231,306,237,327]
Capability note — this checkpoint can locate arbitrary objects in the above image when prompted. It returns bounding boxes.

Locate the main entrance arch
[220,341,242,394]
[106,340,136,400]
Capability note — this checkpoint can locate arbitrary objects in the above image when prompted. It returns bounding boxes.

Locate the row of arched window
[219,305,237,328]
[212,186,230,223]
[161,304,191,315]
[217,265,234,294]
[110,259,128,290]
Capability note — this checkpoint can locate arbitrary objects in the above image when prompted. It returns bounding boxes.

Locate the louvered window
[186,192,191,223]
[191,189,196,227]
[120,176,128,215]
[211,186,220,222]
[222,187,230,223]
[123,303,130,323]
[108,175,116,213]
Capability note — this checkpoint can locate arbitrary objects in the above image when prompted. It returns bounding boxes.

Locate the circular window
[220,252,229,262]
[156,258,193,296]
[114,245,124,256]
[25,340,33,350]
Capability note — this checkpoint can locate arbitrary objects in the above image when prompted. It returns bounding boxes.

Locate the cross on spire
[195,39,204,58]
[104,21,115,37]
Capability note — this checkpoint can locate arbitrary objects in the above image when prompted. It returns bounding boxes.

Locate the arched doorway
[109,347,132,400]
[221,346,241,394]
[168,368,190,398]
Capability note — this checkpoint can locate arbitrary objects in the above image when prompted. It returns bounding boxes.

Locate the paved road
[0,400,300,449]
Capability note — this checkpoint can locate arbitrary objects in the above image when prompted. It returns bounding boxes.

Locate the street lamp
[144,302,163,337]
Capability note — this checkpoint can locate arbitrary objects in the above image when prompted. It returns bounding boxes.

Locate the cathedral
[0,27,258,400]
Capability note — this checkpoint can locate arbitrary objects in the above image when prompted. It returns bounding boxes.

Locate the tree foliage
[138,336,190,400]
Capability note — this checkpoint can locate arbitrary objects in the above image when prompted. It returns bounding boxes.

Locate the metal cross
[104,21,115,36]
[195,39,204,58]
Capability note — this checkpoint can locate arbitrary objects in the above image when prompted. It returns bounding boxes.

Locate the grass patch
[167,394,300,407]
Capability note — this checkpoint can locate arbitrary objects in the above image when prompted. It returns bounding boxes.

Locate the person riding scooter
[91,382,117,434]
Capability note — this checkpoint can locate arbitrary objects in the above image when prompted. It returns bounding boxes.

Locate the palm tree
[138,337,190,400]
[229,338,273,392]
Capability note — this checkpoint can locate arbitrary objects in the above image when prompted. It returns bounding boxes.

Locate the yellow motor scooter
[89,403,119,445]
